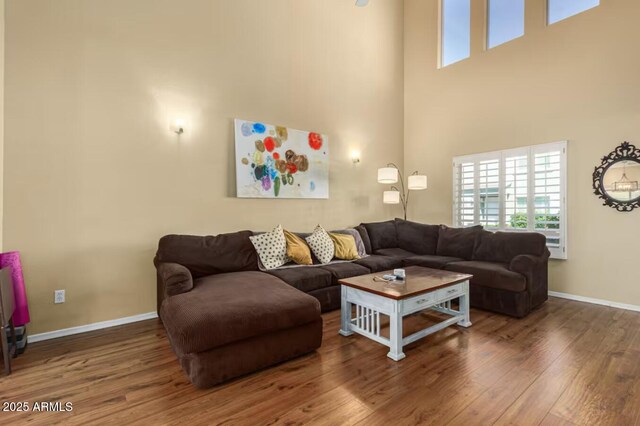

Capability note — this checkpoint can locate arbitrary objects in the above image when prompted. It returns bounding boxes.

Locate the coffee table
[338,265,473,361]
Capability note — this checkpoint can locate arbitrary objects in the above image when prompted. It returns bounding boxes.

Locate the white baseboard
[23,293,638,344]
[27,312,159,343]
[549,291,640,313]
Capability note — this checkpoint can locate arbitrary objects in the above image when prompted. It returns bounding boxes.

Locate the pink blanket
[0,251,30,326]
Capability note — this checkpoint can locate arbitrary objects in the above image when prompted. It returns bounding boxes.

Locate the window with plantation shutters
[453,141,567,259]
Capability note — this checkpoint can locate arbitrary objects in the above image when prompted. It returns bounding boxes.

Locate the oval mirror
[593,142,640,212]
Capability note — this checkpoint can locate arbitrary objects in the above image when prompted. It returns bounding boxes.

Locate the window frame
[452,141,568,259]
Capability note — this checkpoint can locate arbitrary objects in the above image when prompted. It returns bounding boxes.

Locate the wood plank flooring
[0,297,639,425]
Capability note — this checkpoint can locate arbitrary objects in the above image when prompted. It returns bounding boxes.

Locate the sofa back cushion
[395,219,439,255]
[473,230,547,263]
[361,220,398,251]
[436,225,483,260]
[155,231,258,278]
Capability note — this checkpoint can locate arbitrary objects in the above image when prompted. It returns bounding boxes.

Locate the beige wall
[405,0,640,305]
[4,0,405,334]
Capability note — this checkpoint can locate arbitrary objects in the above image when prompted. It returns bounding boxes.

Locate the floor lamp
[378,163,427,220]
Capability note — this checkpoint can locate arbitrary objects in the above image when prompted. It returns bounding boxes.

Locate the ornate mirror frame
[592,141,640,212]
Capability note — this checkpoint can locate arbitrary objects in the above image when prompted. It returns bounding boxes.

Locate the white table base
[339,280,471,361]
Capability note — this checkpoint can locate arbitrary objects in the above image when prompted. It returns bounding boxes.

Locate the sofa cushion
[266,267,333,293]
[354,225,372,254]
[403,255,464,269]
[395,219,440,255]
[329,233,360,260]
[305,225,335,264]
[436,225,483,260]
[284,230,313,265]
[362,220,398,251]
[444,261,526,292]
[160,271,320,355]
[332,229,367,258]
[155,231,258,278]
[473,230,548,263]
[374,248,417,259]
[250,225,290,270]
[308,286,341,312]
[319,262,371,285]
[355,255,404,273]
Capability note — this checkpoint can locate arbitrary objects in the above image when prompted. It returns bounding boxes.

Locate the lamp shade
[383,190,401,204]
[378,167,398,184]
[408,174,428,190]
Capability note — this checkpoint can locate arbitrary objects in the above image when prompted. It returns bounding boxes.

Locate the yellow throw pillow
[329,233,360,260]
[284,230,313,265]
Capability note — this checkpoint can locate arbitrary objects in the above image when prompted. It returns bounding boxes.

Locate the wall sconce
[351,151,361,164]
[171,118,186,135]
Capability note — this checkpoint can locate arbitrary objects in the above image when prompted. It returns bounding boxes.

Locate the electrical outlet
[54,289,65,304]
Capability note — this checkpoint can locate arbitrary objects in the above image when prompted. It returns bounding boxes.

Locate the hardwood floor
[1,297,639,425]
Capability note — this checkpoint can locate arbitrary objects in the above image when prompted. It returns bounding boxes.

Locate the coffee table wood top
[338,265,472,300]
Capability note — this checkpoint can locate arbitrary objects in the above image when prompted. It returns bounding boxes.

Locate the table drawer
[403,292,436,314]
[436,283,464,302]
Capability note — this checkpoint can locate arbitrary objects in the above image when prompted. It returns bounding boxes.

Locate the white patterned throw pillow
[305,225,335,264]
[249,225,290,270]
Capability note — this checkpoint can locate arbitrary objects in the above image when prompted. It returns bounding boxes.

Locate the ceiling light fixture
[355,0,369,7]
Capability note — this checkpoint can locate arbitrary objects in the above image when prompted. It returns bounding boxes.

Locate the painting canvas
[234,119,329,199]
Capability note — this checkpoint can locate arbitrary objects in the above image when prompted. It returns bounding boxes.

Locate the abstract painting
[234,119,329,199]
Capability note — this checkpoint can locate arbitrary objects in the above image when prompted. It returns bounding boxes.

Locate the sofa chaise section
[155,232,322,388]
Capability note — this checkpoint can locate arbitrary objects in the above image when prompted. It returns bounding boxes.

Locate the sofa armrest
[509,250,550,308]
[158,262,193,298]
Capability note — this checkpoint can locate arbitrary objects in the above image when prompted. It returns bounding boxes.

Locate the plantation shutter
[453,161,476,227]
[532,143,566,259]
[453,141,567,259]
[477,159,501,229]
[503,149,529,230]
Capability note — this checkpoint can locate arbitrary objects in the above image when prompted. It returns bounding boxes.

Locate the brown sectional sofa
[154,219,549,387]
